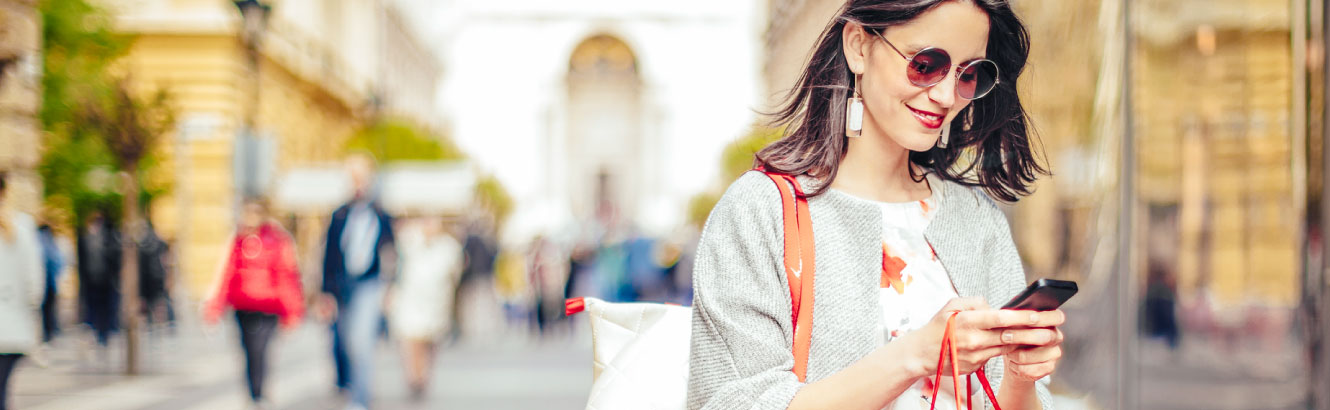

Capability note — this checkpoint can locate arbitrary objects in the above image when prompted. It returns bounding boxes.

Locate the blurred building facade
[434,0,764,243]
[0,0,42,215]
[762,0,1329,409]
[103,0,442,297]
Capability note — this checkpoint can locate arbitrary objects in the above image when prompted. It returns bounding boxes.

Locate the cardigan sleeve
[687,171,805,410]
[976,192,1056,410]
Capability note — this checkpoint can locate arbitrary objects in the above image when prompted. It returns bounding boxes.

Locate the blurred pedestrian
[319,153,396,410]
[37,214,66,343]
[1143,263,1179,350]
[203,197,304,409]
[527,236,567,337]
[138,221,172,328]
[563,242,592,301]
[77,209,121,348]
[387,216,461,400]
[0,172,44,410]
[449,218,496,342]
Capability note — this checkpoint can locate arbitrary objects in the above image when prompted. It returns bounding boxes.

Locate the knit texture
[687,171,1054,410]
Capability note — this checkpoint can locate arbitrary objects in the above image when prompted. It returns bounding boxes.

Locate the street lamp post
[233,0,271,199]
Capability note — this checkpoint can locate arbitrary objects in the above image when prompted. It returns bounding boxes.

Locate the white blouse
[876,195,966,410]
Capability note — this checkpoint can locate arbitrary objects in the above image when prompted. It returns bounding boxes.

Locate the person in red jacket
[204,197,303,408]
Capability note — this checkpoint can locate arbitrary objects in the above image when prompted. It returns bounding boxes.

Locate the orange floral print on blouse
[882,243,910,294]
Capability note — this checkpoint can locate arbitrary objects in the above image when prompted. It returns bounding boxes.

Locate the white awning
[272,161,476,215]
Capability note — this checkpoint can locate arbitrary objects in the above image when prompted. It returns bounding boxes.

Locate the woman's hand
[999,309,1065,382]
[900,298,1001,376]
[906,298,1065,377]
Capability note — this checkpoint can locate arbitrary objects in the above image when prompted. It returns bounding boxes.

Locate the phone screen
[1001,279,1078,311]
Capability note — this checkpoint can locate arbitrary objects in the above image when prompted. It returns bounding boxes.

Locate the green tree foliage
[685,125,784,228]
[343,117,466,162]
[473,173,513,230]
[719,125,784,183]
[685,191,721,229]
[37,0,168,227]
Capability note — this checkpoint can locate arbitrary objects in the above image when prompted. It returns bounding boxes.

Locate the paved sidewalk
[12,317,592,410]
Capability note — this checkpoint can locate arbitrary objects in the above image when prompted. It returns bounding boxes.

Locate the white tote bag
[568,297,693,410]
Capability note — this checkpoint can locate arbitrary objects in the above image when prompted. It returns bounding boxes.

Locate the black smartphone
[1000,279,1078,311]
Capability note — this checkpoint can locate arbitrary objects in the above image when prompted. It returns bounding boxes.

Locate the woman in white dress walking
[388,216,462,399]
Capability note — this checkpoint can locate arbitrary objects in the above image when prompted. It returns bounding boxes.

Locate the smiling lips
[907,105,945,129]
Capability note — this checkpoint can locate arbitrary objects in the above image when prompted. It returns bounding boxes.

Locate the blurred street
[11,315,591,410]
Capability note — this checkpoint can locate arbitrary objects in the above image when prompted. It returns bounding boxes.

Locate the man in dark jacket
[318,154,395,410]
[77,210,121,347]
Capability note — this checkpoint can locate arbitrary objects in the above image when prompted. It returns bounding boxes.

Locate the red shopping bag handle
[930,311,1002,410]
[565,297,586,316]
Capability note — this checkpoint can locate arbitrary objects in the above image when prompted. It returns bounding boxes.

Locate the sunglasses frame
[873,30,1001,100]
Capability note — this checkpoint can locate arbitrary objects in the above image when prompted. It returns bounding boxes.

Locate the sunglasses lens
[958,60,999,99]
[907,48,950,87]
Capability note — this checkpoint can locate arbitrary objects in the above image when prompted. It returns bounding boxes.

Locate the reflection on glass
[1130,0,1308,408]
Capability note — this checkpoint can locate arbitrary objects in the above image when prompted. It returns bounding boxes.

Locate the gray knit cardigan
[686,171,1054,410]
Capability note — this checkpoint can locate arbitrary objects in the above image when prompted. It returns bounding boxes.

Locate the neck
[831,125,930,203]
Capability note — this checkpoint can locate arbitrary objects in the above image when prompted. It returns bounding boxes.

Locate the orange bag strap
[930,312,1002,410]
[761,171,816,383]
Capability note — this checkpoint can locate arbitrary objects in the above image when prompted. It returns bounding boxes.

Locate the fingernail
[1002,331,1013,343]
[1030,313,1039,325]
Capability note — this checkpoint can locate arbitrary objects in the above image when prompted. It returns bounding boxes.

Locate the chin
[901,132,941,152]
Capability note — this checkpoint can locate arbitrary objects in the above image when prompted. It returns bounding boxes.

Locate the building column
[0,0,42,215]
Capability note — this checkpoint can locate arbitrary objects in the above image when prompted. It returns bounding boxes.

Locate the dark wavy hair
[757,0,1047,202]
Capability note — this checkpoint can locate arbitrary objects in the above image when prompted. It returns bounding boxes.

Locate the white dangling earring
[938,123,950,148]
[845,74,864,138]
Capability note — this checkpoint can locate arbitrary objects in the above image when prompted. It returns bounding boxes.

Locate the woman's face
[848,1,991,152]
[240,202,265,231]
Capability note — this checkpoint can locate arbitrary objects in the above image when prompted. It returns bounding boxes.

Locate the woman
[387,216,461,399]
[204,197,303,408]
[686,1,1064,410]
[0,173,43,410]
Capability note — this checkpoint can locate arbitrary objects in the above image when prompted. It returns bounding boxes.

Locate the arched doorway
[564,34,643,228]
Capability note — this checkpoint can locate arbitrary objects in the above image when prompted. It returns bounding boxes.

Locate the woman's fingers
[953,326,1060,350]
[1006,359,1058,381]
[999,327,1063,347]
[939,345,1011,374]
[1005,344,1063,365]
[961,309,1065,330]
[961,345,1012,367]
[939,297,991,314]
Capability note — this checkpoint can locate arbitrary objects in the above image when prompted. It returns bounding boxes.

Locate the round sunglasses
[874,30,1000,100]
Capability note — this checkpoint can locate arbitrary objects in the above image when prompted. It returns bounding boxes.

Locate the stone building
[0,0,42,215]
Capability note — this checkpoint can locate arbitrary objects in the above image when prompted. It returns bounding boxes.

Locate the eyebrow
[888,38,984,62]
[876,30,986,65]
[904,43,986,65]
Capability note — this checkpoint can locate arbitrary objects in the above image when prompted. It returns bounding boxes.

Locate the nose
[927,70,959,109]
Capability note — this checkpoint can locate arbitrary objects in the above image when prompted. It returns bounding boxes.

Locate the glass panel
[1130,0,1310,408]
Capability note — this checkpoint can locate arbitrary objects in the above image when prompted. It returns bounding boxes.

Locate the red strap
[930,312,1002,410]
[761,171,816,383]
[565,297,586,316]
